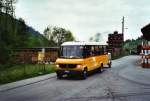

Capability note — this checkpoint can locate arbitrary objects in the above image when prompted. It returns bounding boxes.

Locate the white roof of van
[61,41,107,46]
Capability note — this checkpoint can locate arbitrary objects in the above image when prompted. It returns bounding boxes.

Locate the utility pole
[122,16,125,41]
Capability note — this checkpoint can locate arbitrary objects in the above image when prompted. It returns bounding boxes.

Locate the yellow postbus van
[55,41,111,79]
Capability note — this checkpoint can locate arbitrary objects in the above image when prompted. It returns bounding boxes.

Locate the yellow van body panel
[55,54,109,72]
[55,58,85,71]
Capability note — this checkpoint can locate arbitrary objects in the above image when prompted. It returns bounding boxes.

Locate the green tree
[0,0,3,12]
[3,0,16,16]
[123,37,143,55]
[44,26,75,46]
[44,26,52,40]
[16,18,28,47]
[89,33,102,42]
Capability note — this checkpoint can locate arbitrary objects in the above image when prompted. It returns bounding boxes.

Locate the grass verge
[0,64,55,85]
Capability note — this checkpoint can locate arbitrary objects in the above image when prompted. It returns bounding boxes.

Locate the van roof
[61,41,107,46]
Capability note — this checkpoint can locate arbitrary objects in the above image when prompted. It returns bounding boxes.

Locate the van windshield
[60,45,83,58]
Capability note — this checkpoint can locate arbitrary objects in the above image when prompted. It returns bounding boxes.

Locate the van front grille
[59,64,77,68]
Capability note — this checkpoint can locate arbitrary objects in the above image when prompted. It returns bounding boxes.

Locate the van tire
[108,61,112,68]
[56,73,62,79]
[98,64,103,73]
[81,68,88,80]
[108,63,111,68]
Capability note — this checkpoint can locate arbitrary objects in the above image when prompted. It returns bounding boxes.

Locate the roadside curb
[0,73,56,92]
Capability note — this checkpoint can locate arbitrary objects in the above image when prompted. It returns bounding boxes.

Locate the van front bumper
[56,70,82,75]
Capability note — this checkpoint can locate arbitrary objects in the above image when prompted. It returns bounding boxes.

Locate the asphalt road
[1,56,150,101]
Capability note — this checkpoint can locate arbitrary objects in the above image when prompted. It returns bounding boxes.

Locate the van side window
[99,46,103,55]
[84,46,91,58]
[95,46,100,56]
[101,46,104,54]
[103,46,106,53]
[91,46,95,56]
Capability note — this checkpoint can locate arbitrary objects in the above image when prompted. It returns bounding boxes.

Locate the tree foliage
[0,0,16,17]
[0,1,49,64]
[89,33,102,42]
[123,37,143,55]
[44,26,75,46]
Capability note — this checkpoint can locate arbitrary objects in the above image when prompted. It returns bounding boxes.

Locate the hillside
[0,12,49,64]
[27,26,49,47]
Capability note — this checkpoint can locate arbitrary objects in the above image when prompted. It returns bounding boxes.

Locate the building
[13,47,59,64]
[107,31,124,56]
[141,23,150,41]
[141,23,150,68]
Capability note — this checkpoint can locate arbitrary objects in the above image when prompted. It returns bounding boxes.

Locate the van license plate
[65,71,70,73]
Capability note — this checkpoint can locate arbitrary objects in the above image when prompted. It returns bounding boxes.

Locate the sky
[15,0,150,43]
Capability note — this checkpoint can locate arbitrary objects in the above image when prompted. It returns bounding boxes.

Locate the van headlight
[77,65,82,68]
[56,64,59,68]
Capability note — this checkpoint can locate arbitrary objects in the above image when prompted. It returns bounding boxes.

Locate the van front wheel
[81,69,87,80]
[56,73,63,79]
[98,64,103,73]
[108,61,112,68]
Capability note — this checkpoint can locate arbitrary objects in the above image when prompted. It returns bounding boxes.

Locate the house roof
[61,41,107,46]
[141,23,150,41]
